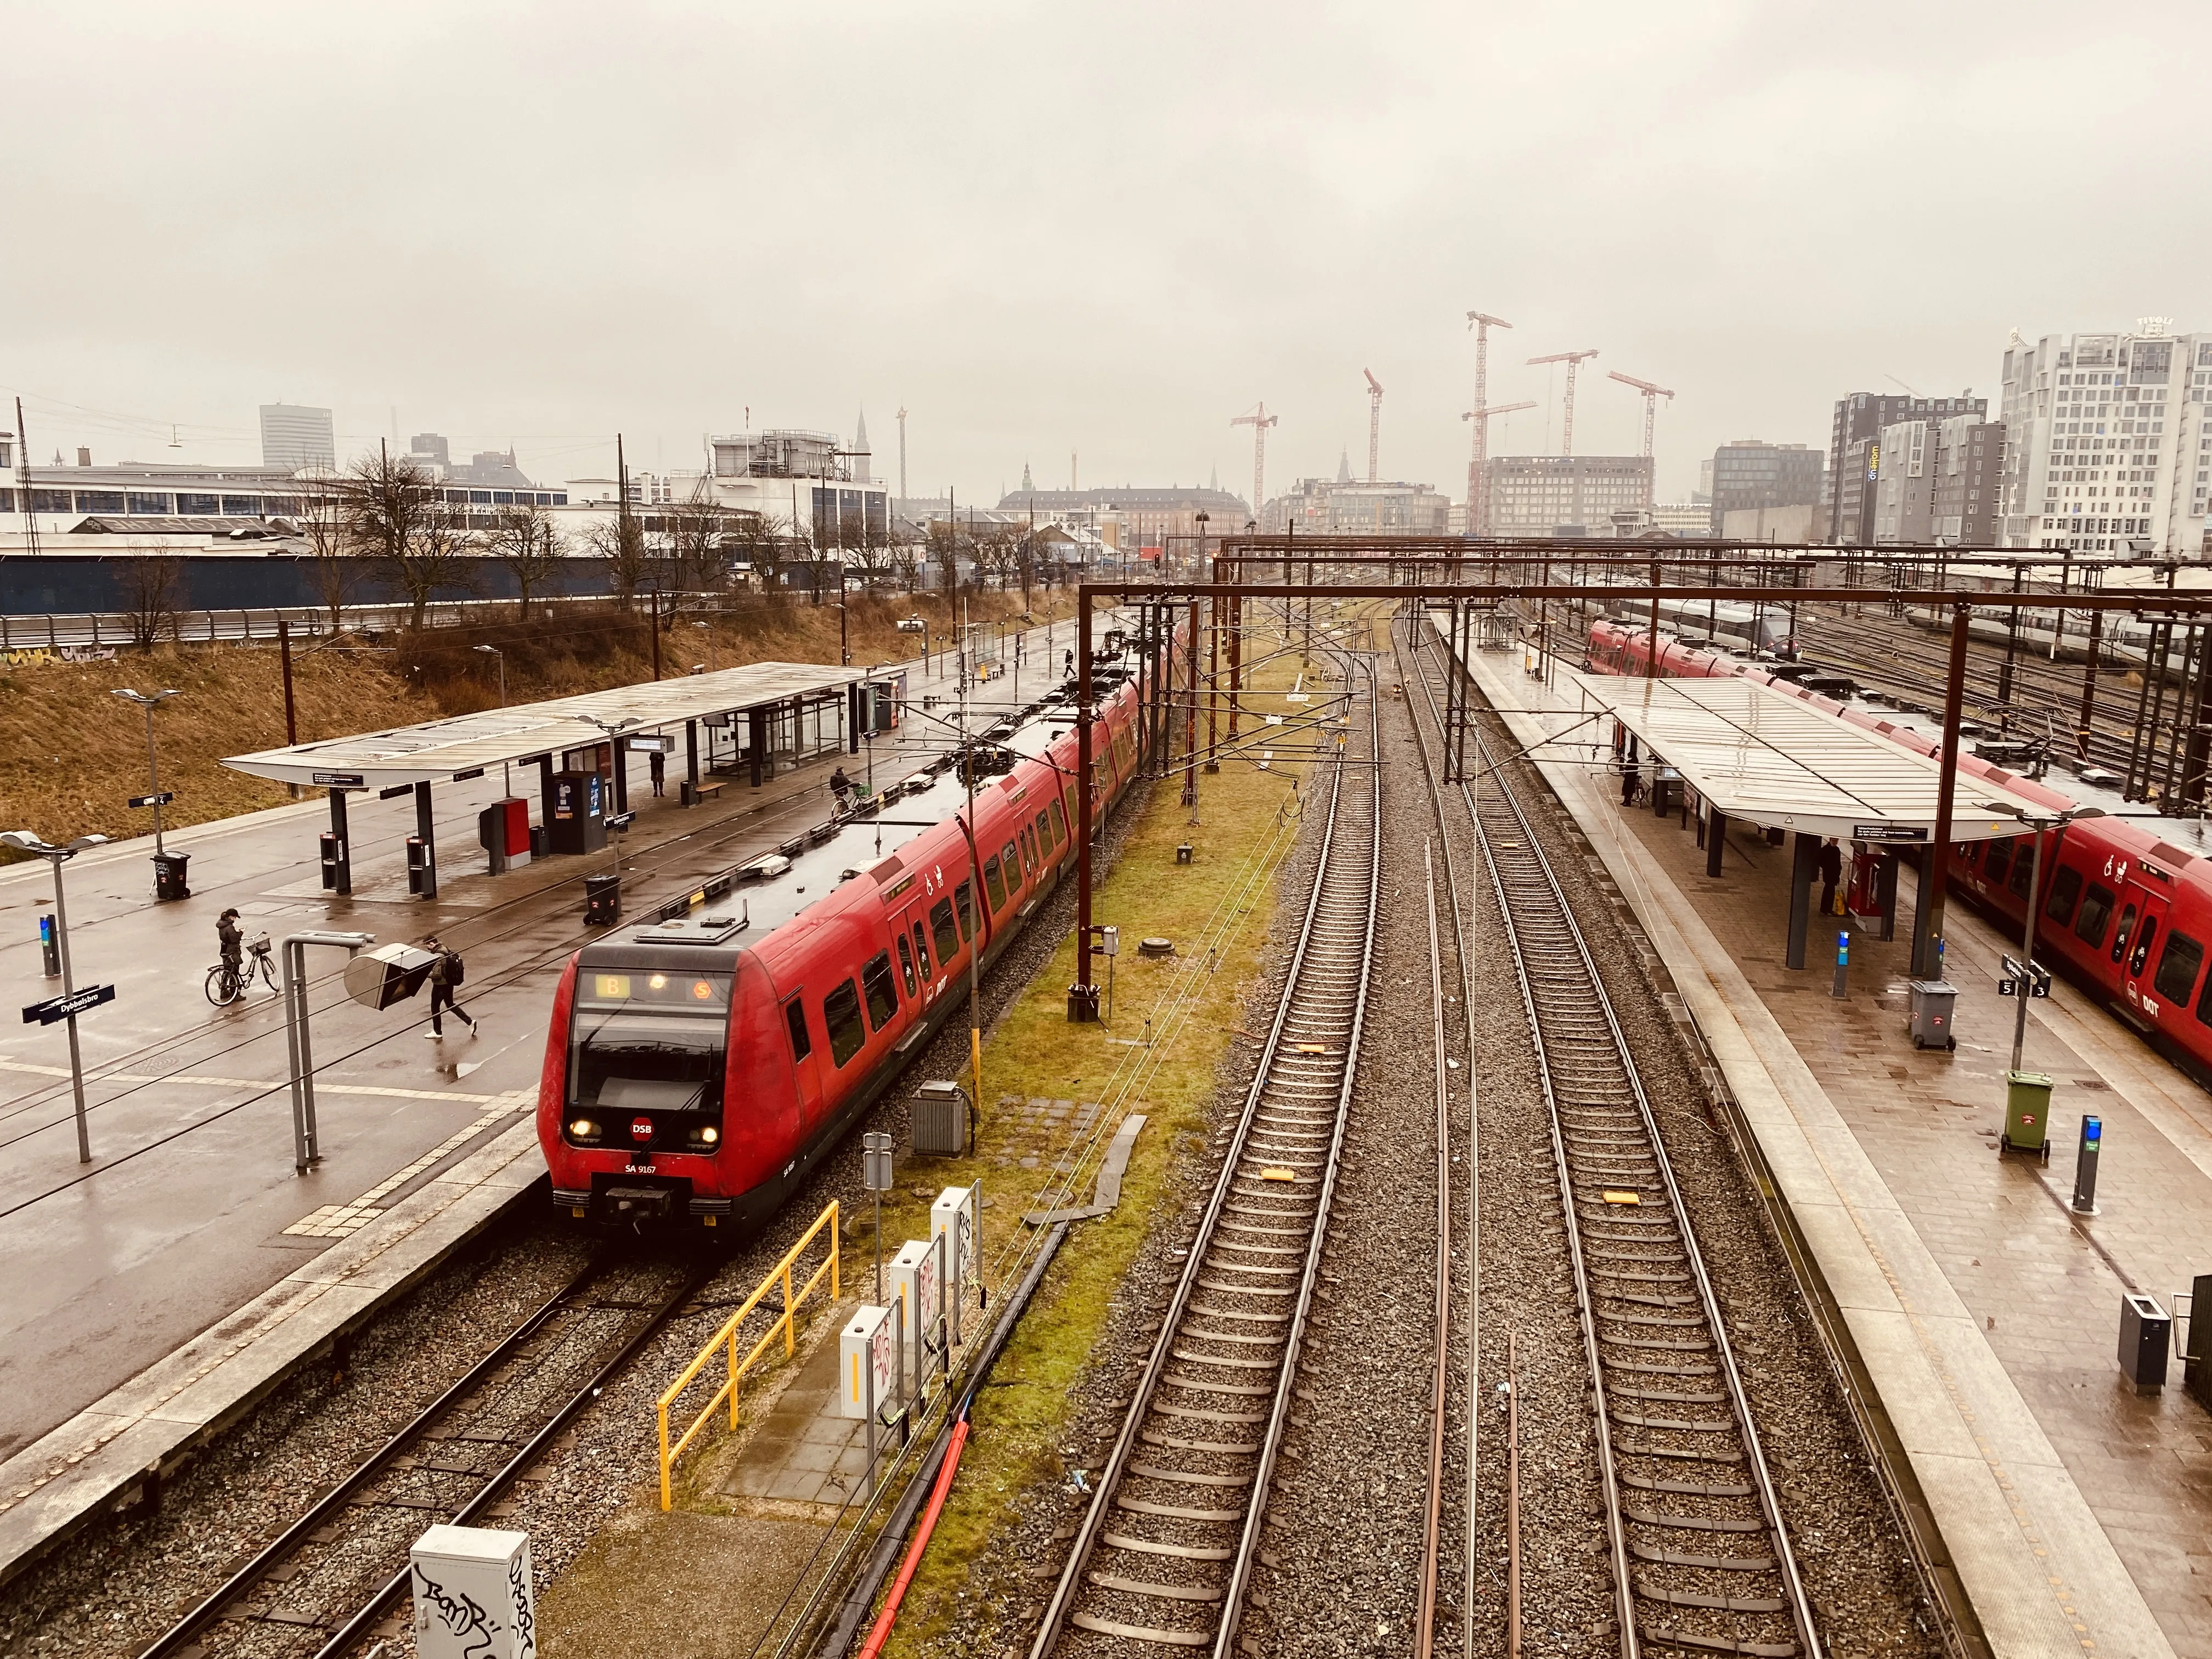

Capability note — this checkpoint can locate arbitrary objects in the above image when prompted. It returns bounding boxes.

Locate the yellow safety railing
[657,1200,840,1510]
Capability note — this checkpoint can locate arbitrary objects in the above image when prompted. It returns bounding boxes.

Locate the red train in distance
[537,642,1161,1233]
[1586,617,2212,1080]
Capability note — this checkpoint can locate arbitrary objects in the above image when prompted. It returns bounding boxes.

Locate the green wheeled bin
[2001,1070,2053,1161]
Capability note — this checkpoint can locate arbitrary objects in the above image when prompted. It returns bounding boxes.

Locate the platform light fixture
[3,830,110,1163]
[1977,800,2104,1075]
[111,687,181,860]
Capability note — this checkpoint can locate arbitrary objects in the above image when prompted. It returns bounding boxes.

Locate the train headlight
[690,1124,721,1147]
[568,1117,601,1141]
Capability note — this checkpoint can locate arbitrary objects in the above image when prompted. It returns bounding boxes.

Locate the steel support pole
[48,859,92,1164]
[1071,589,1099,1021]
[328,787,352,895]
[2077,607,2104,759]
[1787,833,1816,971]
[1917,603,1972,978]
[1205,593,1220,773]
[1226,590,1242,747]
[1181,599,1199,811]
[1706,809,1725,878]
[413,780,437,900]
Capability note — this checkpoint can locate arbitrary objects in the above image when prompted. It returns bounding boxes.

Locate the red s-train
[537,646,1159,1232]
[1587,617,2212,1077]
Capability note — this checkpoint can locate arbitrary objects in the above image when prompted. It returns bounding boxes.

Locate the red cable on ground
[856,1418,971,1659]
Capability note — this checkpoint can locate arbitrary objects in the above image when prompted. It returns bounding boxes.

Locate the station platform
[1453,634,2211,1658]
[0,618,1075,1537]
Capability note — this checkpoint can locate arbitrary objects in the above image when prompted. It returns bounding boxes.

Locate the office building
[1707,441,1822,535]
[997,484,1248,551]
[1997,323,2212,554]
[258,403,335,471]
[1826,391,1985,543]
[1262,477,1449,535]
[1485,455,1654,538]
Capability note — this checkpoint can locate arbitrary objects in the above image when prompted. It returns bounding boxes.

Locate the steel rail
[1386,610,1484,1659]
[1410,627,1820,1659]
[139,1253,708,1659]
[1029,654,1380,1659]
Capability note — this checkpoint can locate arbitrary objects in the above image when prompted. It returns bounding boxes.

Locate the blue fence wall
[0,555,614,616]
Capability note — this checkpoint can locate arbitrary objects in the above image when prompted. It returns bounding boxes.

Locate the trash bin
[2119,1293,2171,1395]
[1907,979,1957,1051]
[153,850,191,901]
[529,823,549,859]
[910,1080,973,1157]
[2002,1071,2053,1157]
[584,872,622,927]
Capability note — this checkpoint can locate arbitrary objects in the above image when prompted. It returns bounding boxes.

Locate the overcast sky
[4,0,2207,507]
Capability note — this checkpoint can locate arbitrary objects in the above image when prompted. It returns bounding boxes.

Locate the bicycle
[205,934,276,1006]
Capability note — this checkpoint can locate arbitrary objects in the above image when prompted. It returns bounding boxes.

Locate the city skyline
[3,1,2207,509]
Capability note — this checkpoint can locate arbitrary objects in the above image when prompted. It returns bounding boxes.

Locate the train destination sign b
[1852,824,1929,843]
[311,772,365,788]
[22,984,117,1025]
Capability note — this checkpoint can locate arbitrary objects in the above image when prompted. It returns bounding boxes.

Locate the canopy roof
[224,660,867,789]
[1570,670,2055,843]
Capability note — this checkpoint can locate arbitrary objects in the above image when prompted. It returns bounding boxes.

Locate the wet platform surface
[1459,635,2212,1657]
[0,624,1071,1463]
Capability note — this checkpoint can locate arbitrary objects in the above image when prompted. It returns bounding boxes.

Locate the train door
[2119,873,2172,1015]
[894,898,938,1011]
[781,991,827,1136]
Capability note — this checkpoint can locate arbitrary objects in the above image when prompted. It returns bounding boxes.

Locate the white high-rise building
[1997,323,2212,555]
[259,403,335,471]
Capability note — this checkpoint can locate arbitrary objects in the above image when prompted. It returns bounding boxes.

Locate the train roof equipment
[1571,669,2055,844]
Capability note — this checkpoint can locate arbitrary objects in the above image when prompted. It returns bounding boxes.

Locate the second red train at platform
[1589,617,2212,1076]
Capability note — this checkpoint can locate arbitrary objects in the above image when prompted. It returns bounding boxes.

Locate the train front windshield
[569,968,732,1116]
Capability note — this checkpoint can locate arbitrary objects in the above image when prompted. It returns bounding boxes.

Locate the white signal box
[888,1238,942,1354]
[930,1184,979,1342]
[838,1304,894,1419]
[410,1525,535,1659]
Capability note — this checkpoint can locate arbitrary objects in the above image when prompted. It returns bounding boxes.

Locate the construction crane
[1231,403,1278,523]
[1465,312,1512,533]
[1606,370,1675,458]
[1527,348,1599,455]
[1362,369,1384,483]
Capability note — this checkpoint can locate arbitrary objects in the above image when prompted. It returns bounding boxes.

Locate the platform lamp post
[473,646,509,797]
[3,830,109,1163]
[1980,800,2103,1074]
[111,688,180,879]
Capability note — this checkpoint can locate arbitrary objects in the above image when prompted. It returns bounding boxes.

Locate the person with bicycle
[217,909,244,976]
[205,910,275,1004]
[830,765,854,813]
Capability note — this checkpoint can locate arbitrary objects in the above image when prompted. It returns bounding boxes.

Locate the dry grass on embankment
[0,589,1068,859]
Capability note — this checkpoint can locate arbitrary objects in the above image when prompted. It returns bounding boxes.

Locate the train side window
[783,996,812,1063]
[1020,827,1037,872]
[1983,838,2013,889]
[912,921,934,983]
[823,981,866,1067]
[2110,902,2137,963]
[1034,810,1052,854]
[895,934,918,998]
[931,897,960,962]
[2155,931,2203,1005]
[2045,866,2083,927]
[956,879,974,941]
[862,952,899,1029]
[2129,916,2159,978]
[983,856,1006,912]
[999,842,1022,902]
[2007,846,2035,900]
[2074,883,2115,948]
[1051,800,1068,843]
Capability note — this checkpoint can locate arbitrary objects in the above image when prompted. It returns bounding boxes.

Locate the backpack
[444,951,465,988]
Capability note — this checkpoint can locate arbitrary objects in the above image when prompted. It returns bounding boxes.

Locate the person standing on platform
[421,936,478,1040]
[648,747,666,798]
[1817,838,1843,918]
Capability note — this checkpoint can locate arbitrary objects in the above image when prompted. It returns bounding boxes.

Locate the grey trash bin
[1908,979,1957,1051]
[910,1080,972,1157]
[584,872,622,927]
[2120,1294,2171,1394]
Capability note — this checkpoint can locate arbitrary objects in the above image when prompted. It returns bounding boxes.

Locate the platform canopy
[224,660,866,789]
[1569,670,2055,843]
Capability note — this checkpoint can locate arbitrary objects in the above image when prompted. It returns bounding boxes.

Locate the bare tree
[928,519,964,597]
[343,450,477,628]
[586,514,650,610]
[119,554,184,651]
[657,495,733,600]
[487,500,566,619]
[975,524,1022,592]
[297,476,366,632]
[722,510,788,599]
[840,515,897,592]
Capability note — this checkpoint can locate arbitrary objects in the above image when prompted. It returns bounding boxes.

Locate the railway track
[1410,619,1821,1659]
[1030,657,1381,1658]
[143,1250,706,1659]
